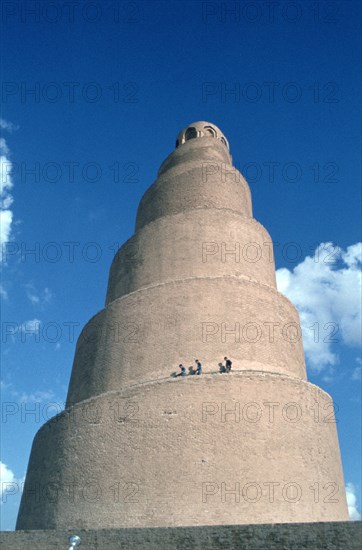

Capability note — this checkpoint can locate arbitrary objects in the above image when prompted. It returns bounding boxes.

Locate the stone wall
[106,211,277,303]
[2,522,360,549]
[17,374,347,530]
[66,278,306,406]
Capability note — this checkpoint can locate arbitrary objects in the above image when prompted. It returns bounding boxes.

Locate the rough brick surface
[66,278,307,406]
[106,211,277,303]
[2,522,361,549]
[17,374,347,529]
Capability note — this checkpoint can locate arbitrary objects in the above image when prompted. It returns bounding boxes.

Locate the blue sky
[1,0,361,529]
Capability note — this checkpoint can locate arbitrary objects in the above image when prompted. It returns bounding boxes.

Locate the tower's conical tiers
[17,122,348,529]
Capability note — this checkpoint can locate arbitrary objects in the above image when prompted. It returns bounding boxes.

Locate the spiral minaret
[17,122,348,529]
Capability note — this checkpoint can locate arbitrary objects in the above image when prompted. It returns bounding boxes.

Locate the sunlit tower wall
[17,122,348,529]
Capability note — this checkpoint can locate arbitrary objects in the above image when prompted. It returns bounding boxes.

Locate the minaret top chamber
[175,121,230,151]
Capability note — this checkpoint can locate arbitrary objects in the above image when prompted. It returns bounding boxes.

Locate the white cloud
[27,293,40,305]
[0,209,13,244]
[0,462,16,489]
[0,461,19,504]
[0,119,18,132]
[19,318,41,335]
[0,121,16,248]
[16,389,55,404]
[0,462,24,506]
[346,482,361,520]
[1,380,62,407]
[44,288,52,301]
[0,140,13,200]
[276,242,362,372]
[25,284,53,306]
[352,366,362,381]
[0,138,10,156]
[0,284,8,300]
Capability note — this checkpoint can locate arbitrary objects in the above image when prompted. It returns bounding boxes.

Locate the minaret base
[17,373,348,530]
[4,522,360,549]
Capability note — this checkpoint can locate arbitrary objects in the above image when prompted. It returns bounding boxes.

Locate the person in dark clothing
[179,364,186,376]
[224,357,232,373]
[195,359,202,375]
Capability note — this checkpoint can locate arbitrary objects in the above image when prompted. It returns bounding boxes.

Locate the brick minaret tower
[17,122,348,529]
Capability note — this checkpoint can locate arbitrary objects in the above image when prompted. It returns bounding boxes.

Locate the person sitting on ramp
[224,356,232,373]
[179,364,186,376]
